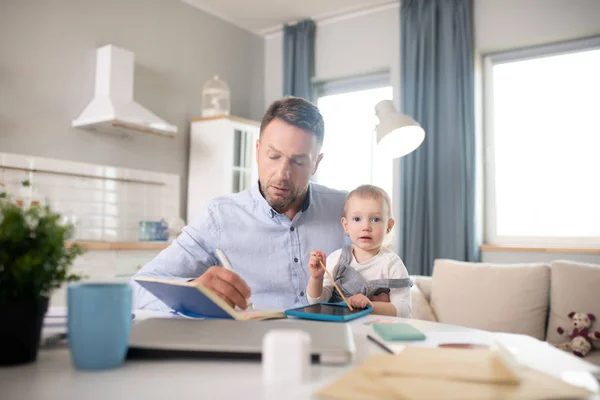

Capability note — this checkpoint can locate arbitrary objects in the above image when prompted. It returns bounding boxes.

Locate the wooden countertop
[65,241,171,251]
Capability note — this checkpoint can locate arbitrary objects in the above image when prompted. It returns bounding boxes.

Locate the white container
[201,75,231,117]
[262,329,311,385]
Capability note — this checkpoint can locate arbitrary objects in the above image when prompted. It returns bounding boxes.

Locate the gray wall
[474,0,600,54]
[0,0,265,218]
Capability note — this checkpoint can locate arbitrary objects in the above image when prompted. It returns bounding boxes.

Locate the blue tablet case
[284,302,372,322]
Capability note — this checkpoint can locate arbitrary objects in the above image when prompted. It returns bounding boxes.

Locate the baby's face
[342,196,390,253]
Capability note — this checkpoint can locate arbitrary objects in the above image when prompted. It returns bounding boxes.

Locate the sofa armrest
[410,281,437,322]
[411,275,433,303]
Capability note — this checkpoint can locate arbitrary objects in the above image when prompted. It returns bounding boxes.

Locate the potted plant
[0,191,83,365]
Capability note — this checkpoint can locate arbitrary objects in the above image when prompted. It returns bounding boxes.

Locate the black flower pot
[0,297,49,366]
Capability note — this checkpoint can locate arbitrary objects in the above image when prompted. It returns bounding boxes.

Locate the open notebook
[135,277,285,321]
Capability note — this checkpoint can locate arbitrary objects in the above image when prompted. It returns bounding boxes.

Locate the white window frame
[313,71,391,100]
[483,36,600,247]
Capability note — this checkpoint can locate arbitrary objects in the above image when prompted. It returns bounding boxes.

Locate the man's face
[256,118,323,213]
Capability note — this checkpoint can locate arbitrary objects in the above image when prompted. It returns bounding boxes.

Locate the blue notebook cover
[135,277,285,321]
[135,277,236,319]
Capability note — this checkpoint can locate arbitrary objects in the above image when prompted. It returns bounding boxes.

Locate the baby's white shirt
[306,247,411,317]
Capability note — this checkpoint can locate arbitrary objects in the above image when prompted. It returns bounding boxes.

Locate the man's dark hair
[260,96,325,147]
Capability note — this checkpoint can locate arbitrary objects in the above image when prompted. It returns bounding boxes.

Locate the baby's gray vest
[328,246,413,303]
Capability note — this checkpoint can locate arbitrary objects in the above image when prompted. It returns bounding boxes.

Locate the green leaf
[0,193,84,302]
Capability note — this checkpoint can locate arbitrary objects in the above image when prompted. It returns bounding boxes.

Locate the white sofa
[410,259,600,366]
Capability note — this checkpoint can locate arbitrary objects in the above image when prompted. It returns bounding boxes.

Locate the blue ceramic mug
[67,283,132,370]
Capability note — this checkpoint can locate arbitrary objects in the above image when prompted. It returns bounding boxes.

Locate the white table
[1,310,599,400]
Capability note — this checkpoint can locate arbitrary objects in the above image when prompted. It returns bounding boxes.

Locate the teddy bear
[555,312,600,357]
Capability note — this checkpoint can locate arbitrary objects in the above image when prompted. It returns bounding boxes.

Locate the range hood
[72,44,177,137]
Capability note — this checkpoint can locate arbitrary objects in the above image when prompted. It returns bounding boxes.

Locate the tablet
[284,302,372,322]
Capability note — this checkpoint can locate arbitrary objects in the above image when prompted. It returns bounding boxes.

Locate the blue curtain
[283,19,315,99]
[398,0,478,276]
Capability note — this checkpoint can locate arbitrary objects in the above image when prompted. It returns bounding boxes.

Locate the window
[315,74,393,200]
[484,37,600,247]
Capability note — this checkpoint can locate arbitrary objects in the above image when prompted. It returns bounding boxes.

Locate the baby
[306,184,412,317]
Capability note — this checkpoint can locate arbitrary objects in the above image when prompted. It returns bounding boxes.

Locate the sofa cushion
[430,259,550,340]
[546,260,600,350]
[410,284,437,322]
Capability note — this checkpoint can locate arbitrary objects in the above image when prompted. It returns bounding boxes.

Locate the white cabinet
[187,116,260,223]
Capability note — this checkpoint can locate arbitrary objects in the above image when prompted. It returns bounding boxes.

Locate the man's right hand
[190,266,251,310]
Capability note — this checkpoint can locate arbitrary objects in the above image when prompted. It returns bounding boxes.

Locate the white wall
[264,5,400,109]
[314,8,400,102]
[474,0,600,55]
[474,0,600,264]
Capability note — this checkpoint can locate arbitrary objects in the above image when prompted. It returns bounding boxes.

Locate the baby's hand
[348,294,373,309]
[308,250,327,280]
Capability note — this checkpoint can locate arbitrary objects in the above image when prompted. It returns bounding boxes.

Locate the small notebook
[372,323,426,341]
[135,277,285,321]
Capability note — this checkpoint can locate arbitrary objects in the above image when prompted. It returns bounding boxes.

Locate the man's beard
[262,181,300,213]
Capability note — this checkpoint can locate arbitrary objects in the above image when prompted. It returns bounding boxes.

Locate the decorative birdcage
[201,75,231,118]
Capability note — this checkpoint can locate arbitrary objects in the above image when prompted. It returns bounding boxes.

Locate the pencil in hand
[319,259,353,311]
[216,248,255,310]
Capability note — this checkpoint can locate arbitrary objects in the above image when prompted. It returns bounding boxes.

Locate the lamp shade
[374,100,425,159]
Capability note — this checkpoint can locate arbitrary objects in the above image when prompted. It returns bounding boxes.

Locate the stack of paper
[315,347,594,400]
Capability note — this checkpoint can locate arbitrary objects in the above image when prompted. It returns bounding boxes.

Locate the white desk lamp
[374,100,425,159]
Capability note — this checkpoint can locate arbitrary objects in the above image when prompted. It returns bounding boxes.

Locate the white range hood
[72,45,177,137]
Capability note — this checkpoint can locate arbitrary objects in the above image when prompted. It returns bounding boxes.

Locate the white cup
[262,329,311,385]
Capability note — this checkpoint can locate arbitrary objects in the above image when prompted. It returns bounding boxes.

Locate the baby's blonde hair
[343,184,392,218]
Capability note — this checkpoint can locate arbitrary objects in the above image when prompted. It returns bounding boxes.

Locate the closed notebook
[372,323,426,341]
[134,277,285,321]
